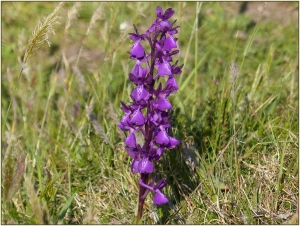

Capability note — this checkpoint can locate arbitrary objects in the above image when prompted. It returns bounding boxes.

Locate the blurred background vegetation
[2,2,298,224]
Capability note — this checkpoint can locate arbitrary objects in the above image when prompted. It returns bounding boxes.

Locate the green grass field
[2,2,298,224]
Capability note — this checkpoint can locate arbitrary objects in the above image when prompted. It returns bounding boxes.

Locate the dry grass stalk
[86,4,103,36]
[82,184,99,224]
[23,2,64,67]
[17,29,26,64]
[61,2,81,73]
[75,3,102,67]
[229,60,241,105]
[85,105,110,144]
[2,144,14,203]
[24,176,44,224]
[65,2,81,33]
[107,102,119,125]
[2,132,26,204]
[7,153,26,200]
[72,66,85,95]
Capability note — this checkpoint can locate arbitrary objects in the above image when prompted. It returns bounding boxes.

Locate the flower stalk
[118,6,183,223]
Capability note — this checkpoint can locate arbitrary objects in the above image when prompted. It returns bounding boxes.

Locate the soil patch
[221,2,298,26]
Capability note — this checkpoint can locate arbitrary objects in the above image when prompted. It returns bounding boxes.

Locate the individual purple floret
[118,6,183,220]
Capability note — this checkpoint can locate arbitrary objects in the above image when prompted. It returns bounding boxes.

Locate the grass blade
[56,193,76,224]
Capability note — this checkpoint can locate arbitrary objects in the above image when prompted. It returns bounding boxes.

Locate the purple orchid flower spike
[118,6,183,223]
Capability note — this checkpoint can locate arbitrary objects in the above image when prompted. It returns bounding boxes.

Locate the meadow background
[1,2,298,224]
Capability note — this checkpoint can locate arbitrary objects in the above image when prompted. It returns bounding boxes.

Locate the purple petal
[170,49,179,56]
[130,34,141,41]
[164,55,172,63]
[146,22,156,35]
[130,64,140,78]
[155,42,163,53]
[125,132,136,148]
[131,109,145,125]
[117,123,127,131]
[129,66,147,85]
[153,190,168,205]
[166,77,178,92]
[120,112,130,124]
[157,98,172,111]
[167,137,180,149]
[120,101,131,113]
[164,8,174,19]
[131,85,150,102]
[131,159,140,174]
[159,20,170,29]
[138,178,154,191]
[138,158,154,173]
[156,6,163,17]
[149,112,161,125]
[164,35,177,51]
[156,130,169,145]
[118,112,131,130]
[174,65,183,74]
[118,124,131,131]
[130,42,144,58]
[156,147,164,157]
[130,64,146,79]
[168,28,178,35]
[158,60,172,76]
[125,146,138,159]
[153,177,168,190]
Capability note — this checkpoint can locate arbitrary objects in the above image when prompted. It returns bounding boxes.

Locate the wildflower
[118,5,183,221]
